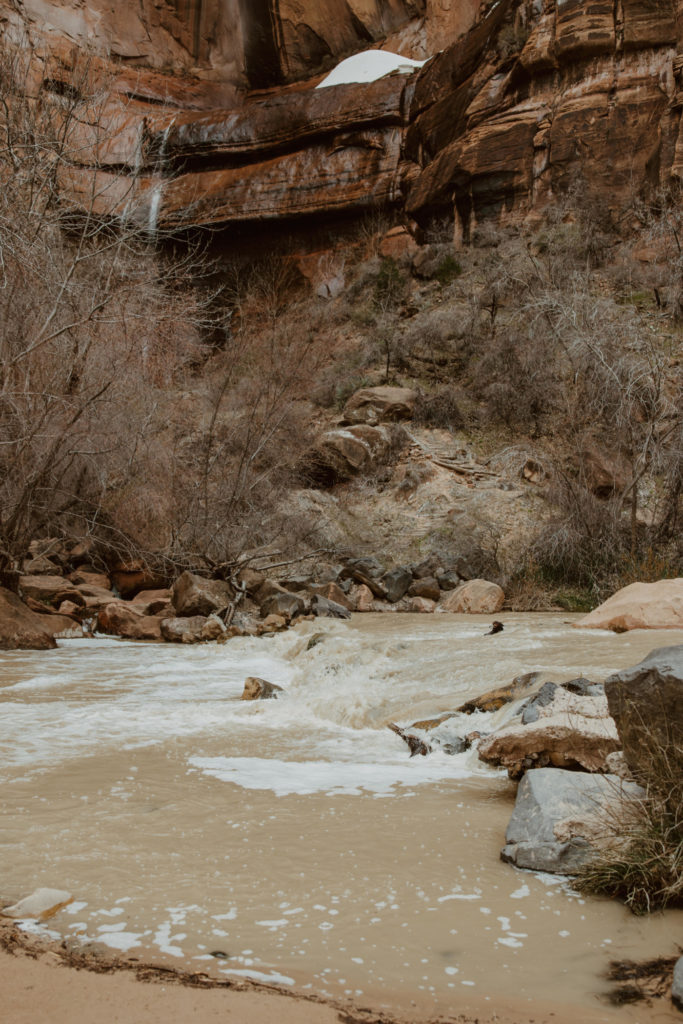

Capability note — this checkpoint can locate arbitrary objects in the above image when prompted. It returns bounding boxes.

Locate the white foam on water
[187,753,473,797]
[219,967,295,986]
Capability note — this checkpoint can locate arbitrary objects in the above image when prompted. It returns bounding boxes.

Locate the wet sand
[2,920,679,1024]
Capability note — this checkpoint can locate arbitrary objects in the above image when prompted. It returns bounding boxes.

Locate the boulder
[309,582,353,610]
[47,617,86,639]
[19,575,82,608]
[340,558,387,598]
[77,585,119,613]
[477,688,620,778]
[350,584,375,612]
[310,595,351,619]
[27,538,67,565]
[604,645,683,782]
[131,589,174,615]
[305,424,399,486]
[440,579,505,614]
[437,569,461,591]
[574,578,683,632]
[160,615,224,643]
[0,587,58,650]
[673,956,683,1011]
[457,672,544,714]
[58,600,85,619]
[398,596,437,613]
[408,576,441,601]
[2,888,73,921]
[241,677,284,700]
[172,571,233,617]
[341,386,417,426]
[501,768,644,875]
[69,569,112,589]
[97,602,164,641]
[260,588,306,619]
[257,614,289,634]
[22,555,63,576]
[110,562,166,598]
[382,567,413,603]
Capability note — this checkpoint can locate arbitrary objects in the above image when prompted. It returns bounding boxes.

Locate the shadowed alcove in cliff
[239,0,285,88]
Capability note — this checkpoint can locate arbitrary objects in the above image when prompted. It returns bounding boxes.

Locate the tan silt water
[1,614,682,1021]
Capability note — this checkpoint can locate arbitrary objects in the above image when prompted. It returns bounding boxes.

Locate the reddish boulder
[172,572,233,617]
[341,386,418,427]
[0,587,58,650]
[97,602,164,641]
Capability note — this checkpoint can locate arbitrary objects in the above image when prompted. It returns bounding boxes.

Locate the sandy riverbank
[2,921,679,1024]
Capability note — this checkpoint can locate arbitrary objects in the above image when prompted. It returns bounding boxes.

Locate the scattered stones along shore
[1,536,510,650]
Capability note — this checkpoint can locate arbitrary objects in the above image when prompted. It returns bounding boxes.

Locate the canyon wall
[4,0,683,238]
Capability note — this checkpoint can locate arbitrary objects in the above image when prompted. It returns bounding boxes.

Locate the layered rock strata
[6,1,683,238]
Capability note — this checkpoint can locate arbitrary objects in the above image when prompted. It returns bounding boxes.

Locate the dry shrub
[578,714,683,914]
[413,386,465,432]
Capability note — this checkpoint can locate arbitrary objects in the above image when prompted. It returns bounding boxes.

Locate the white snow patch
[316,50,428,89]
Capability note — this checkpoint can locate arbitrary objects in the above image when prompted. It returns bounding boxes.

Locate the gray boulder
[310,595,351,619]
[501,768,644,874]
[382,567,412,603]
[673,956,683,1011]
[605,645,683,780]
[260,589,306,619]
[172,571,233,617]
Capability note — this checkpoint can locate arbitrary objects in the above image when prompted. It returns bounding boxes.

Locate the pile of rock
[2,530,508,649]
[330,554,503,615]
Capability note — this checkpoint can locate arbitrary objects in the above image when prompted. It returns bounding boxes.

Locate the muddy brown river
[1,613,682,1021]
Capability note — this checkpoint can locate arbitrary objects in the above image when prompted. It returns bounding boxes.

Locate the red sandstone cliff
[3,0,683,237]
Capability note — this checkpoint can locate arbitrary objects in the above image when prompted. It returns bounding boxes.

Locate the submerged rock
[161,615,224,643]
[241,677,284,701]
[388,723,431,757]
[457,672,544,714]
[2,888,73,921]
[501,769,644,875]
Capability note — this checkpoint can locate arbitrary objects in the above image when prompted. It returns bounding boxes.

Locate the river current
[1,613,682,1020]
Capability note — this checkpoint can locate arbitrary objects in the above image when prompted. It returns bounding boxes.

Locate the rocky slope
[4,0,683,236]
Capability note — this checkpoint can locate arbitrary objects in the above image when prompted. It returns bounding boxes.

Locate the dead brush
[577,711,683,914]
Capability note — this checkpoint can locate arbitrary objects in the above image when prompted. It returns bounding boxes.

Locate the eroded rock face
[405,0,682,239]
[10,1,683,241]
